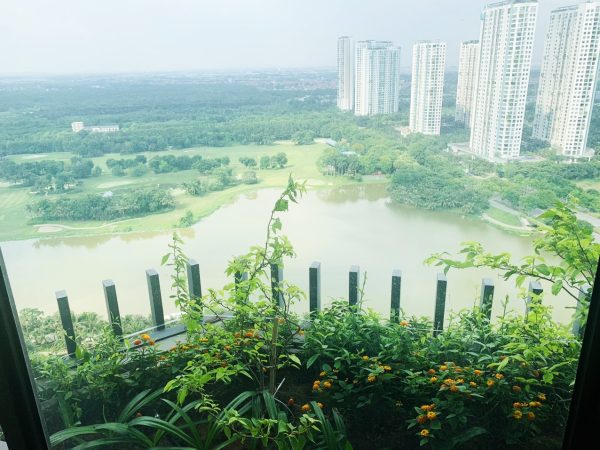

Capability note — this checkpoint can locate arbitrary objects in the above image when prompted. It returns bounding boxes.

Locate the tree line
[26,187,174,221]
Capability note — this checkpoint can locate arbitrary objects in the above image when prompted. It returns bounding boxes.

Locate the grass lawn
[0,143,381,241]
[576,179,600,191]
[486,206,523,227]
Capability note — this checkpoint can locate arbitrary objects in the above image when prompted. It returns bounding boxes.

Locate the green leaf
[161,253,170,266]
[275,199,289,212]
[288,354,301,366]
[551,280,563,295]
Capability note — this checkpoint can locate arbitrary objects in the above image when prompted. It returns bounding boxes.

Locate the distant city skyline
[0,0,576,75]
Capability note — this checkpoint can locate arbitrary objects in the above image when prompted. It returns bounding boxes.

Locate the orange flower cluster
[134,333,155,347]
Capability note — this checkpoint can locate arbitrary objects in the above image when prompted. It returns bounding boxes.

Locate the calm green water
[1,184,575,324]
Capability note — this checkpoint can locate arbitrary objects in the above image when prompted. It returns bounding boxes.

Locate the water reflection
[1,184,576,325]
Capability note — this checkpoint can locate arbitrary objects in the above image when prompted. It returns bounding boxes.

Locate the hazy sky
[0,0,575,75]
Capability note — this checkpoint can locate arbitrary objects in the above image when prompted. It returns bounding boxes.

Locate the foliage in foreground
[35,186,591,449]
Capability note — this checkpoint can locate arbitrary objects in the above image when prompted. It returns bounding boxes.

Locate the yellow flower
[383,365,392,372]
[513,402,522,408]
[469,382,477,388]
[527,412,536,421]
[440,365,448,371]
[314,380,321,385]
[427,369,436,375]
[224,345,231,351]
[417,415,427,424]
[140,333,151,341]
[450,385,459,392]
[443,379,455,386]
[323,381,332,389]
[512,385,521,393]
[400,320,409,327]
[456,378,465,384]
[301,404,310,412]
[513,410,523,420]
[148,339,155,346]
[199,337,209,343]
[420,404,432,412]
[319,371,327,377]
[426,411,437,420]
[362,355,370,361]
[495,373,504,380]
[420,429,430,437]
[367,375,377,383]
[454,367,463,373]
[538,393,546,401]
[529,401,538,408]
[317,402,324,409]
[474,369,483,376]
[430,377,438,383]
[487,379,495,388]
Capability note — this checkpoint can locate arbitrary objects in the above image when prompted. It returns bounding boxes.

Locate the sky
[0,0,576,75]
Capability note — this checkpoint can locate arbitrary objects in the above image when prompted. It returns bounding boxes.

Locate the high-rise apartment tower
[354,40,401,116]
[337,36,355,111]
[455,40,480,126]
[532,2,600,157]
[470,0,538,159]
[409,41,446,135]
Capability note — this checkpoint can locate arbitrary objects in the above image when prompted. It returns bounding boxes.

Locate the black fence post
[309,262,321,316]
[526,280,543,315]
[56,290,77,357]
[572,285,591,338]
[270,263,284,308]
[186,258,202,300]
[0,248,50,449]
[433,273,447,337]
[349,265,360,306]
[480,278,495,320]
[146,269,165,331]
[102,279,122,337]
[390,270,402,323]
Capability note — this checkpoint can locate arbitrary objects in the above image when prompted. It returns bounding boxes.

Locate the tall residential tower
[354,40,401,116]
[337,36,355,111]
[455,40,480,126]
[470,0,538,159]
[532,2,600,157]
[409,41,446,135]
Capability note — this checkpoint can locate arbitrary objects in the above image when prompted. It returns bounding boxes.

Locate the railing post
[102,279,122,337]
[146,269,165,331]
[349,265,360,306]
[270,263,284,308]
[309,262,321,316]
[572,285,591,338]
[390,270,402,323]
[480,278,495,320]
[186,258,202,300]
[56,290,76,357]
[526,280,543,315]
[433,273,447,337]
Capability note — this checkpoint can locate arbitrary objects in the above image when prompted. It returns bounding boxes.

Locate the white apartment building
[337,36,355,111]
[354,41,401,116]
[532,2,600,158]
[455,40,480,126]
[470,0,538,159]
[409,41,446,135]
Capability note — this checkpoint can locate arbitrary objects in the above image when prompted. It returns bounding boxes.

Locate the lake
[0,184,575,325]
